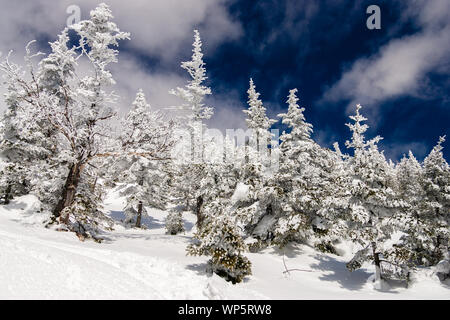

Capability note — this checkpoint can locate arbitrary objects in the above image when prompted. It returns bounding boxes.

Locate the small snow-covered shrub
[165,209,184,235]
[314,240,338,255]
[187,201,252,284]
[435,259,450,282]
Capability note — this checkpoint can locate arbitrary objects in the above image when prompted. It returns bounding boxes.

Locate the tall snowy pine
[115,90,174,228]
[344,104,403,284]
[169,30,213,228]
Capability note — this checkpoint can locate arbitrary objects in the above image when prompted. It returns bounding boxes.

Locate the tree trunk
[91,176,98,192]
[3,183,11,205]
[136,201,143,228]
[371,241,382,282]
[52,162,82,224]
[135,176,144,228]
[195,195,204,229]
[245,136,249,164]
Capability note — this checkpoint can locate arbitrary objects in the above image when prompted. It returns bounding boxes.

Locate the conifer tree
[187,198,252,284]
[344,104,403,284]
[268,89,347,251]
[421,137,450,263]
[169,30,214,228]
[116,90,173,227]
[0,4,131,227]
[165,208,185,235]
[243,78,277,164]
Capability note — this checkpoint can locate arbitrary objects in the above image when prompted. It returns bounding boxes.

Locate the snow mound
[231,182,250,204]
[1,194,49,225]
[0,199,265,300]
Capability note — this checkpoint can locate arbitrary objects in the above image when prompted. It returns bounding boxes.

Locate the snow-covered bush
[187,200,252,284]
[435,259,450,282]
[343,104,404,283]
[165,209,185,235]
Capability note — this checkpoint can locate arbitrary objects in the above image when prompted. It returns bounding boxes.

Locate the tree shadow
[102,231,192,243]
[186,263,209,276]
[2,201,29,211]
[262,243,305,258]
[108,210,165,230]
[310,254,372,291]
[183,219,195,232]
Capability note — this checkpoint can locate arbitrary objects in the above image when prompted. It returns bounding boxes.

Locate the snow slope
[0,193,448,299]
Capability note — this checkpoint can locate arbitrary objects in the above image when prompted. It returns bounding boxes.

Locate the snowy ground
[0,192,448,299]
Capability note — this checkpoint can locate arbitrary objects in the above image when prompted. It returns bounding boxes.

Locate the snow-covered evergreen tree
[421,137,450,263]
[243,78,277,165]
[170,29,213,124]
[388,139,449,272]
[165,207,185,235]
[344,104,403,284]
[170,29,212,162]
[0,4,171,239]
[169,29,214,228]
[226,80,277,245]
[388,151,429,266]
[257,89,347,252]
[115,90,173,228]
[271,88,315,245]
[0,41,63,206]
[187,198,252,284]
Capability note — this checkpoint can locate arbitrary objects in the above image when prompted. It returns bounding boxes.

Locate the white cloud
[321,0,450,114]
[0,0,243,122]
[380,141,429,162]
[206,89,247,132]
[0,0,241,56]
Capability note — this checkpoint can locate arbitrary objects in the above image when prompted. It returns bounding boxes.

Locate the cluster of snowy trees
[0,4,448,284]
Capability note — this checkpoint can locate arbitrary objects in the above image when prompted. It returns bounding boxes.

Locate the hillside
[0,192,448,300]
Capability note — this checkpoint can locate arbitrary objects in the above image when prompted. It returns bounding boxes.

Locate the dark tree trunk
[3,183,11,205]
[185,195,190,211]
[136,201,143,228]
[371,241,382,282]
[195,195,204,229]
[135,176,144,228]
[91,176,98,192]
[52,162,82,224]
[245,137,249,164]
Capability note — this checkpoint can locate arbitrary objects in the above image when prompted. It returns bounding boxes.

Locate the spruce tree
[344,104,403,284]
[116,90,173,228]
[169,30,213,228]
[421,136,450,264]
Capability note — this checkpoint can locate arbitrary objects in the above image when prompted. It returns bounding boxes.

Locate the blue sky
[201,0,450,161]
[0,0,448,161]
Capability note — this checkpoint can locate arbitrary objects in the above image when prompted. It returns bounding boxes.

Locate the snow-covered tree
[243,78,277,165]
[165,207,185,235]
[226,80,277,243]
[245,89,347,253]
[187,198,252,284]
[170,29,212,162]
[0,41,62,206]
[271,88,315,245]
[2,4,131,228]
[388,139,449,272]
[0,4,169,239]
[344,104,403,284]
[420,136,450,263]
[169,30,214,228]
[170,29,213,124]
[278,89,313,157]
[115,90,174,228]
[387,151,428,266]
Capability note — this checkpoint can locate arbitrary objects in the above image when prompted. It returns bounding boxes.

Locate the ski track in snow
[0,195,265,300]
[0,194,448,299]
